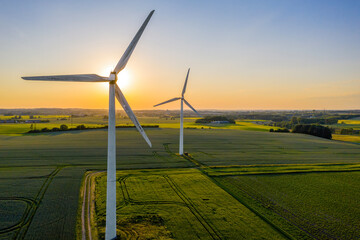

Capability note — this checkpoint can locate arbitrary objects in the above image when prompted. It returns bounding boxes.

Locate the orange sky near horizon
[1,1,359,110]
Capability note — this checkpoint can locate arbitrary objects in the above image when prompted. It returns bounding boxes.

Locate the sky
[0,0,359,110]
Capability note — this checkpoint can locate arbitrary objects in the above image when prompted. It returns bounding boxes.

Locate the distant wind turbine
[154,69,201,155]
[22,10,155,240]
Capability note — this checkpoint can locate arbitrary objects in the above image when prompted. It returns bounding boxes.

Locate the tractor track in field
[119,175,131,205]
[116,172,222,239]
[163,175,222,240]
[0,167,63,239]
[117,176,190,207]
[163,143,177,156]
[152,151,171,162]
[0,197,35,234]
[164,143,293,240]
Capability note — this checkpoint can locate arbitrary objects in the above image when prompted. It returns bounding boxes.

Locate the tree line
[195,116,235,124]
[28,124,159,133]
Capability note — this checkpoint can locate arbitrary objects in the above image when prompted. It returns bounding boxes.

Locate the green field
[214,172,360,239]
[92,169,284,240]
[0,122,360,239]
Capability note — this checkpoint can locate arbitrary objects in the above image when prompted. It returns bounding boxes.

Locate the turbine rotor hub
[109,72,117,84]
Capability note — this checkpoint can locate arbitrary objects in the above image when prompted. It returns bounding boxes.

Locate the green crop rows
[214,172,360,239]
[92,169,284,240]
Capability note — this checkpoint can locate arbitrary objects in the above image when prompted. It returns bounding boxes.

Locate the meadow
[0,118,359,239]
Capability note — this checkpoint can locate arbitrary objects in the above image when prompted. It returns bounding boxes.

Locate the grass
[91,168,285,239]
[214,172,360,239]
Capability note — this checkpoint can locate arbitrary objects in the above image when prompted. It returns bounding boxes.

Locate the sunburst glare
[99,66,131,91]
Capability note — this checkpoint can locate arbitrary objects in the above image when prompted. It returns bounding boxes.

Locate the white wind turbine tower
[22,10,155,240]
[154,69,201,155]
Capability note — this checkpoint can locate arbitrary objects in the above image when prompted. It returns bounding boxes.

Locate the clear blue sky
[0,0,359,109]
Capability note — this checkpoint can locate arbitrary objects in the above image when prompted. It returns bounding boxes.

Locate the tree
[41,127,50,132]
[292,124,332,139]
[60,124,69,131]
[290,116,298,125]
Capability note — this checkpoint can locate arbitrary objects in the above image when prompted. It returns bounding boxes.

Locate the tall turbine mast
[154,68,201,155]
[22,10,155,240]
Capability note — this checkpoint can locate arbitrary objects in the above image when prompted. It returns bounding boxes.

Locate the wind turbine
[22,10,155,240]
[154,69,201,155]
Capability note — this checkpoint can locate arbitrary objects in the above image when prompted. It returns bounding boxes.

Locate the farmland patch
[90,169,285,239]
[214,172,360,239]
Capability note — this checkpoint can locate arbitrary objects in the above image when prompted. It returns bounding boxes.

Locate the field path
[81,172,98,240]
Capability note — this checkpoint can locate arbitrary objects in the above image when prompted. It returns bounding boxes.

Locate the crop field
[0,166,61,239]
[326,119,360,135]
[0,125,360,239]
[0,116,278,136]
[335,119,360,130]
[185,129,360,166]
[332,134,360,143]
[214,172,360,239]
[91,169,285,240]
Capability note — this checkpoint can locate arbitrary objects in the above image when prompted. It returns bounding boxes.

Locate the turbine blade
[153,97,181,107]
[115,84,152,147]
[183,99,201,117]
[181,68,190,97]
[113,10,155,74]
[22,74,108,82]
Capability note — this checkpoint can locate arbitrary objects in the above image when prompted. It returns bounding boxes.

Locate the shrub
[76,124,86,130]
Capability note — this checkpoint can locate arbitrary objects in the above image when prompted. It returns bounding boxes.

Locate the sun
[117,69,131,89]
[99,66,131,90]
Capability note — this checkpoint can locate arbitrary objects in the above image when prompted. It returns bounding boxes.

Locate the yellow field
[338,119,360,125]
[332,134,360,143]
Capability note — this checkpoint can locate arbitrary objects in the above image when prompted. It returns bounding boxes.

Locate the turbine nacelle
[108,72,117,82]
